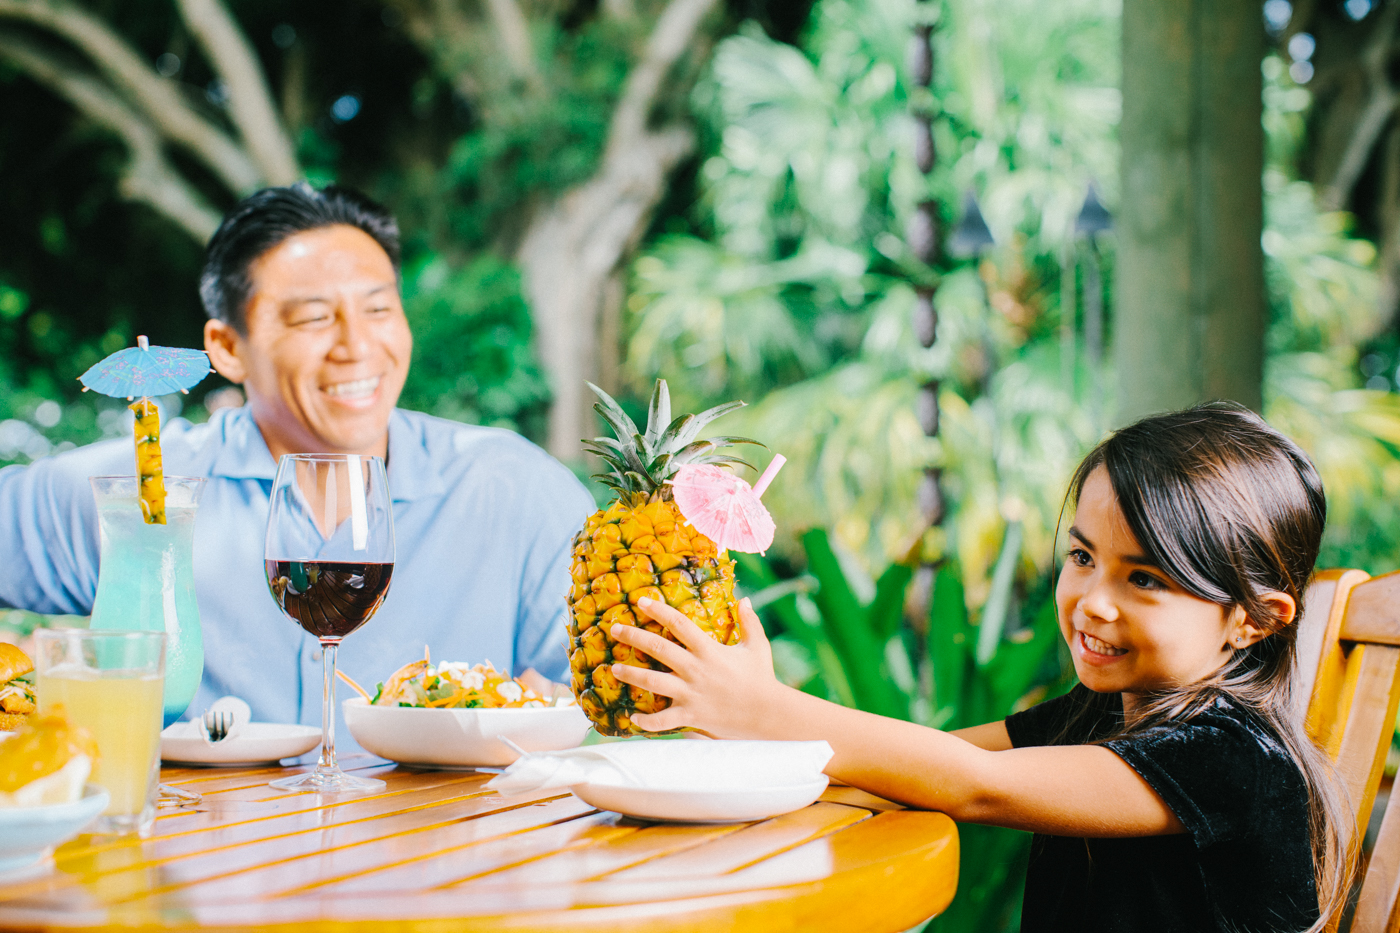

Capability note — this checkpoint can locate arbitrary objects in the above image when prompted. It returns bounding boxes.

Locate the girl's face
[1056,466,1240,710]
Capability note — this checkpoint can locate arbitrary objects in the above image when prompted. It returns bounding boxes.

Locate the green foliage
[1252,51,1400,575]
[397,255,551,439]
[624,0,1114,612]
[440,18,640,249]
[739,531,1069,933]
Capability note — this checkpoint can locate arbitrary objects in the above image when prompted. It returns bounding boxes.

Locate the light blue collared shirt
[0,406,593,752]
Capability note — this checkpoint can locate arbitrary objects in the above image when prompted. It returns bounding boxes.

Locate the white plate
[160,722,322,766]
[0,784,109,873]
[571,776,830,824]
[343,697,590,768]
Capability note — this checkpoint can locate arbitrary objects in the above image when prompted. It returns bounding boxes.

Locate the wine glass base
[268,769,386,794]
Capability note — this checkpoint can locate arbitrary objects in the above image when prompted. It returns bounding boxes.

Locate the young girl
[609,402,1350,933]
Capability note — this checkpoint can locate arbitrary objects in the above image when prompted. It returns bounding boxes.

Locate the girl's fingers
[610,661,684,699]
[610,623,690,671]
[736,597,769,648]
[630,708,689,733]
[635,597,713,655]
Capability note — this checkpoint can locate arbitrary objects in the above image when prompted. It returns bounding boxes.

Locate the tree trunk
[1116,0,1265,423]
[0,0,299,242]
[518,0,719,460]
[518,127,694,460]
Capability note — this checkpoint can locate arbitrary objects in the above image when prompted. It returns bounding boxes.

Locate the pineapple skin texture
[568,498,740,736]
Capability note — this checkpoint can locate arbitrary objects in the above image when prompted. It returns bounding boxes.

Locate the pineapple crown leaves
[584,380,764,498]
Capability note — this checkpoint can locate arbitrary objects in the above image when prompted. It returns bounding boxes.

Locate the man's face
[206,225,412,459]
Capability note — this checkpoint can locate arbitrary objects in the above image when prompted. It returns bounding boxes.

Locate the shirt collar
[207,407,278,482]
[386,409,446,502]
[209,406,446,503]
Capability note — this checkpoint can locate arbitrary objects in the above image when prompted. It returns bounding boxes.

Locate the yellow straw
[129,399,166,525]
[336,669,373,703]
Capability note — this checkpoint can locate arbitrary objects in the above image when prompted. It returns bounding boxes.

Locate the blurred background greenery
[2,0,1399,929]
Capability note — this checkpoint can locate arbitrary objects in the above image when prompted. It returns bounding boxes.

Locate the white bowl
[0,784,110,873]
[571,777,830,823]
[343,697,591,769]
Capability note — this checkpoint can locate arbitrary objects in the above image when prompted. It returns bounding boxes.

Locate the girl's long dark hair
[1066,402,1350,931]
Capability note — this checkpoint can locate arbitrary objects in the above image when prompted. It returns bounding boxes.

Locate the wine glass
[264,454,394,792]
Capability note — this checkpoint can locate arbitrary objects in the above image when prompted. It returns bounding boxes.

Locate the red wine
[265,560,393,639]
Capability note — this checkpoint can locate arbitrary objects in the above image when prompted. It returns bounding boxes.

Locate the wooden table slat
[1,782,554,906]
[459,818,750,888]
[119,796,600,905]
[602,801,869,882]
[0,763,958,932]
[279,810,630,896]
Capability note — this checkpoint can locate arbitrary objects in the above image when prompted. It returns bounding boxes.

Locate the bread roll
[0,644,32,685]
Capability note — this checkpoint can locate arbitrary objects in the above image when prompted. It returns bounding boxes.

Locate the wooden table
[0,757,959,931]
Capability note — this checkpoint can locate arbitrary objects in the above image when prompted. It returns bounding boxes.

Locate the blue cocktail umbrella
[79,335,210,400]
[78,335,211,526]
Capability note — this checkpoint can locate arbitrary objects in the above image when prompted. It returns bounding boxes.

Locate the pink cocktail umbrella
[670,455,787,554]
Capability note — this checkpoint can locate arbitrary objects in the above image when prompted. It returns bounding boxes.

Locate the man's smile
[321,375,381,400]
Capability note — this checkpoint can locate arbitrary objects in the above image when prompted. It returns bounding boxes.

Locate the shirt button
[312,649,323,661]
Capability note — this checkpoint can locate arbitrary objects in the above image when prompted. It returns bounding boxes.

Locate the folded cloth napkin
[200,696,251,745]
[486,739,834,796]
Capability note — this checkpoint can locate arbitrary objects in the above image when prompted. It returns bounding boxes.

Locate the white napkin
[485,739,833,795]
[200,696,252,745]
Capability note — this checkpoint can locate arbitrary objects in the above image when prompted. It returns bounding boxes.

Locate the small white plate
[0,784,109,873]
[160,722,322,767]
[571,776,830,824]
[343,698,590,769]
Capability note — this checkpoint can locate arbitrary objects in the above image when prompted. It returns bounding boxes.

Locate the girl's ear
[1228,591,1298,648]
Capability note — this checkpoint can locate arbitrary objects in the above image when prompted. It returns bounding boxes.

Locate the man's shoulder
[396,409,575,479]
[0,408,241,491]
[21,433,133,478]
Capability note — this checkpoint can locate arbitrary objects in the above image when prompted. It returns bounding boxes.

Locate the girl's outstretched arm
[611,597,1184,839]
[950,721,1013,751]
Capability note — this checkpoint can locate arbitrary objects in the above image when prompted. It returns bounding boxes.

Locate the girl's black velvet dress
[1004,685,1318,933]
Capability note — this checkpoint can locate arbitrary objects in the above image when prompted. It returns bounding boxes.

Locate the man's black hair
[198,183,401,332]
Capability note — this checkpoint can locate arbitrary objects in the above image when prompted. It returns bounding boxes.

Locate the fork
[202,709,235,743]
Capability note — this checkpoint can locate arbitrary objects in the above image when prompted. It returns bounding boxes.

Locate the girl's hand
[609,596,782,737]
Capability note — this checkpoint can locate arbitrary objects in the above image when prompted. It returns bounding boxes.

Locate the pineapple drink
[37,670,163,816]
[568,381,760,735]
[89,476,205,727]
[33,630,165,835]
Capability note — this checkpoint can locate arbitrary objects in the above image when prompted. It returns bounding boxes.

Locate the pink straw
[751,455,787,499]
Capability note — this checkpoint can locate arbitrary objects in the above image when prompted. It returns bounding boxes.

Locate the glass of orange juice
[34,630,165,835]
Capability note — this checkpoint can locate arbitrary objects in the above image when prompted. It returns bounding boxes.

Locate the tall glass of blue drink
[88,475,206,727]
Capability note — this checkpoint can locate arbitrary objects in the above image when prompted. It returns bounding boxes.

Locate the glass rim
[276,453,385,463]
[89,474,207,484]
[34,628,167,644]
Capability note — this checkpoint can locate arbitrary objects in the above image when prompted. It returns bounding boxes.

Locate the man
[0,184,594,747]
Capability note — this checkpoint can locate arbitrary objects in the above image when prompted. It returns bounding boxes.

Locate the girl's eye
[1129,570,1166,590]
[1067,547,1092,567]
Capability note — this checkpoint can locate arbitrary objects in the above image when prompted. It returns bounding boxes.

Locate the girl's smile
[1075,630,1128,661]
[1056,466,1253,710]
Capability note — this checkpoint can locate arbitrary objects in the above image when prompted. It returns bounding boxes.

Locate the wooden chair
[1300,568,1400,932]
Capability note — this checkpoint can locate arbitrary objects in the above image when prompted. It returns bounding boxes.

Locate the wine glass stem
[316,640,340,776]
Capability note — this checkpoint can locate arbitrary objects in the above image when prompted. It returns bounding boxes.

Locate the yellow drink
[38,669,164,817]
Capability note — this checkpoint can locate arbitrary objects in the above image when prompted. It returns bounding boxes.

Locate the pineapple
[129,399,167,525]
[568,380,761,735]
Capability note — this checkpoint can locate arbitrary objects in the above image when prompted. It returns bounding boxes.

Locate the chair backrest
[1298,569,1370,709]
[1302,570,1400,933]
